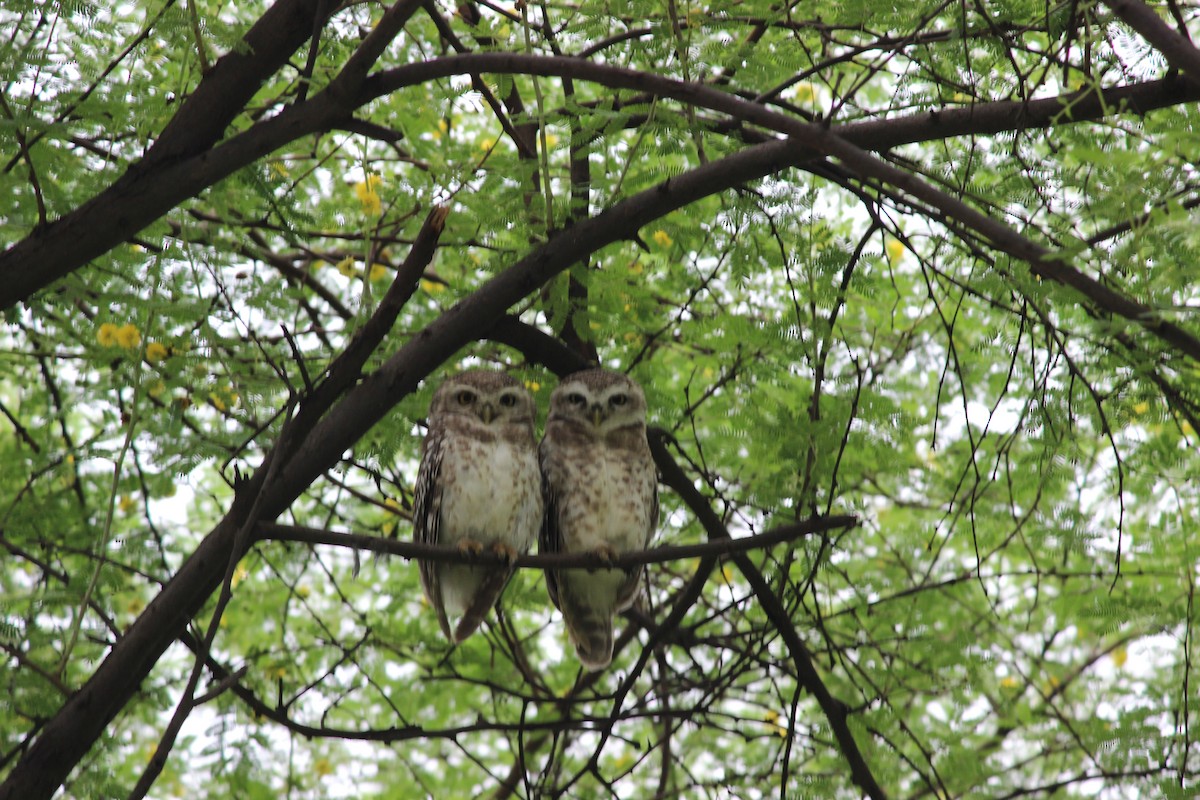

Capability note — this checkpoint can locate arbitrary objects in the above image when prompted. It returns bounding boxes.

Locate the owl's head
[548,368,646,433]
[430,370,536,427]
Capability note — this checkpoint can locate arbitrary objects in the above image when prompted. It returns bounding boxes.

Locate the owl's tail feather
[563,604,615,672]
[452,567,514,643]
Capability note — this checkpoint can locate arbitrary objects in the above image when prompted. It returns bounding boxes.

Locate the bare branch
[256,515,857,567]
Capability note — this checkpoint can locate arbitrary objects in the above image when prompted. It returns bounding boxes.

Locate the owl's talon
[490,542,519,564]
[592,545,620,566]
[457,539,486,558]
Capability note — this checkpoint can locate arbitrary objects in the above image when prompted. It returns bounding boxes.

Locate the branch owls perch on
[258,514,857,567]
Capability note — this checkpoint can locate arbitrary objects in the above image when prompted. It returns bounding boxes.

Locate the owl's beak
[480,403,496,424]
[590,404,605,427]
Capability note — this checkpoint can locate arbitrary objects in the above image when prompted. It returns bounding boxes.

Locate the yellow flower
[336,257,358,278]
[145,341,169,362]
[478,137,496,152]
[885,239,906,265]
[148,380,167,398]
[1131,401,1149,416]
[115,323,141,349]
[354,174,383,215]
[97,323,119,347]
[382,497,402,535]
[651,230,672,248]
[628,261,644,275]
[524,380,541,392]
[792,82,816,103]
[1111,647,1128,668]
[543,133,559,148]
[118,495,136,513]
[420,278,445,294]
[369,263,389,282]
[314,757,334,777]
[209,392,227,412]
[1000,676,1020,689]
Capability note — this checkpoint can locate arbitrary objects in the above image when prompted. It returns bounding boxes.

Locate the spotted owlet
[413,370,543,643]
[540,369,658,671]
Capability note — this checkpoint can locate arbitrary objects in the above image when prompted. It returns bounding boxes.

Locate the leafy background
[1,0,1198,798]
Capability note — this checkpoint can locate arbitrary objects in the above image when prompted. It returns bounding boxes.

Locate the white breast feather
[438,436,540,614]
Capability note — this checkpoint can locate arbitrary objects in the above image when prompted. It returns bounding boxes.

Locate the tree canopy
[2,0,1199,797]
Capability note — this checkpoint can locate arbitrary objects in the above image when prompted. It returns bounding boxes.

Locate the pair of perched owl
[412,368,657,671]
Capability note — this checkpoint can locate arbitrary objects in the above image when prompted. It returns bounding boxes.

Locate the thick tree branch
[0,202,448,800]
[0,135,810,800]
[362,54,1200,363]
[1104,0,1200,84]
[4,49,1199,317]
[0,0,407,310]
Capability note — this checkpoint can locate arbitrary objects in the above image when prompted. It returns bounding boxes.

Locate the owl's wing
[538,458,563,613]
[413,438,453,640]
[611,461,658,613]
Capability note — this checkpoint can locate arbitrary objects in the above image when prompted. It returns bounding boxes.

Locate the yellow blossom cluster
[146,342,169,362]
[208,385,239,413]
[762,710,788,738]
[97,322,142,349]
[354,174,383,216]
[334,256,389,282]
[792,82,817,104]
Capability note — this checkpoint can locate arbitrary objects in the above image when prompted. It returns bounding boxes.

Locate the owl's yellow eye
[456,390,475,405]
[566,392,586,406]
[498,393,518,407]
[609,393,628,407]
